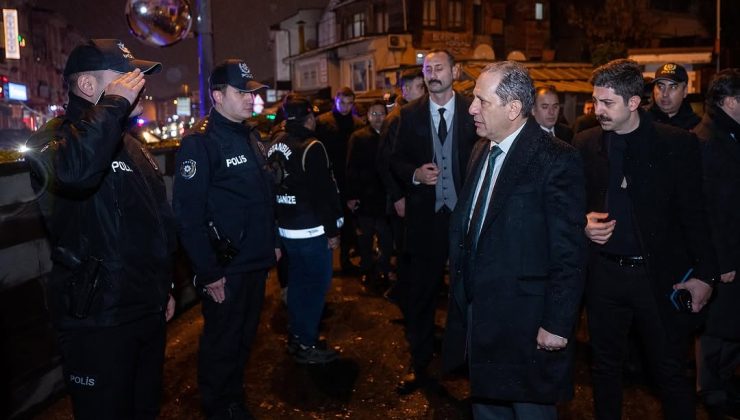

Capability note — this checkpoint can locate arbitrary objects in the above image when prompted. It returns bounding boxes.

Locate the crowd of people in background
[25,36,740,420]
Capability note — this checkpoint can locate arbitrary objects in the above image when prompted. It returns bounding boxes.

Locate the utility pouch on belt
[52,246,103,319]
[207,221,239,266]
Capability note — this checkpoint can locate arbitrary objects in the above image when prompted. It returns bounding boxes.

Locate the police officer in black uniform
[24,39,176,419]
[173,59,278,420]
[268,95,343,364]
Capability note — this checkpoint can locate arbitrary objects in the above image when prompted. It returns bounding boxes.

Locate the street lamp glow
[139,5,147,14]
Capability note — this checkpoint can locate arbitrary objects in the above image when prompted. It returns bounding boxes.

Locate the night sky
[37,0,330,98]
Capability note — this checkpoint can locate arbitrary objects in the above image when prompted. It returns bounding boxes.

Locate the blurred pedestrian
[346,100,392,290]
[532,85,574,143]
[315,87,364,275]
[377,69,426,293]
[695,68,740,419]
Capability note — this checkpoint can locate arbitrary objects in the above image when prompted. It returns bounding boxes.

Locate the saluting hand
[105,68,146,105]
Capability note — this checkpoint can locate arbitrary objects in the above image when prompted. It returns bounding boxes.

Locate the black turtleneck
[601,120,645,256]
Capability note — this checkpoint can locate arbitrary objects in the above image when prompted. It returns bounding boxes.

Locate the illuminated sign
[3,9,20,59]
[8,82,27,101]
[176,97,191,116]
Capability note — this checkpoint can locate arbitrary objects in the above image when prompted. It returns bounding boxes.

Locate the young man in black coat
[694,68,740,418]
[315,87,364,274]
[575,59,719,420]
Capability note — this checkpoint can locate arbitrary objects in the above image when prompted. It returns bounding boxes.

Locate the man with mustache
[574,59,718,420]
[389,50,477,394]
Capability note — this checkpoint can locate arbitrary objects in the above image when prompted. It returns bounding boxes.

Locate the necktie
[465,145,503,250]
[437,108,448,143]
[549,128,556,138]
[462,145,502,301]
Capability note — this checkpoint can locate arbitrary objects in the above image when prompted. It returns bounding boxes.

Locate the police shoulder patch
[180,159,197,179]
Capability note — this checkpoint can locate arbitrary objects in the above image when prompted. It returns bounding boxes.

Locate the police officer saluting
[24,39,176,419]
[173,59,278,420]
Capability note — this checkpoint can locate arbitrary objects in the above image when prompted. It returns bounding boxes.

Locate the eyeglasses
[369,112,385,116]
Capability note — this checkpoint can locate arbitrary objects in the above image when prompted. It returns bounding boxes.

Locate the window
[345,13,366,39]
[473,0,483,34]
[350,59,371,92]
[374,6,389,33]
[535,3,543,20]
[423,0,438,27]
[448,0,464,29]
[650,0,691,12]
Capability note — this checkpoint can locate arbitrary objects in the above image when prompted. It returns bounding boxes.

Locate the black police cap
[209,59,268,92]
[63,39,162,78]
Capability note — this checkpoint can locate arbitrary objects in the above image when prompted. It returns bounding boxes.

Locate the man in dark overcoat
[442,61,587,419]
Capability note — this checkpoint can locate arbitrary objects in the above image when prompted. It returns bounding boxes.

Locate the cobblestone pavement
[39,264,712,419]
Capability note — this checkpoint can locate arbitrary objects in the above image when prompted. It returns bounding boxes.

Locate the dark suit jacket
[442,118,587,403]
[390,93,477,256]
[315,110,364,196]
[377,105,405,204]
[346,125,386,217]
[574,111,719,331]
[695,106,740,340]
[554,122,574,143]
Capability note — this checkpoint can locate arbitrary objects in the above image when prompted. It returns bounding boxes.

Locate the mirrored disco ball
[125,0,193,47]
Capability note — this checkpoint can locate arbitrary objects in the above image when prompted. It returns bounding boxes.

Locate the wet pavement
[38,263,712,419]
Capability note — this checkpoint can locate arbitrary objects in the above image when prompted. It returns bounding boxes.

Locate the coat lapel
[451,92,465,189]
[478,119,541,236]
[414,96,434,163]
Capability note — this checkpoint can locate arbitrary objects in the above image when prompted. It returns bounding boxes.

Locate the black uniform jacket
[574,110,719,331]
[389,93,477,256]
[25,93,176,329]
[173,109,276,286]
[268,126,343,238]
[696,105,740,340]
[648,101,701,131]
[442,118,587,403]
